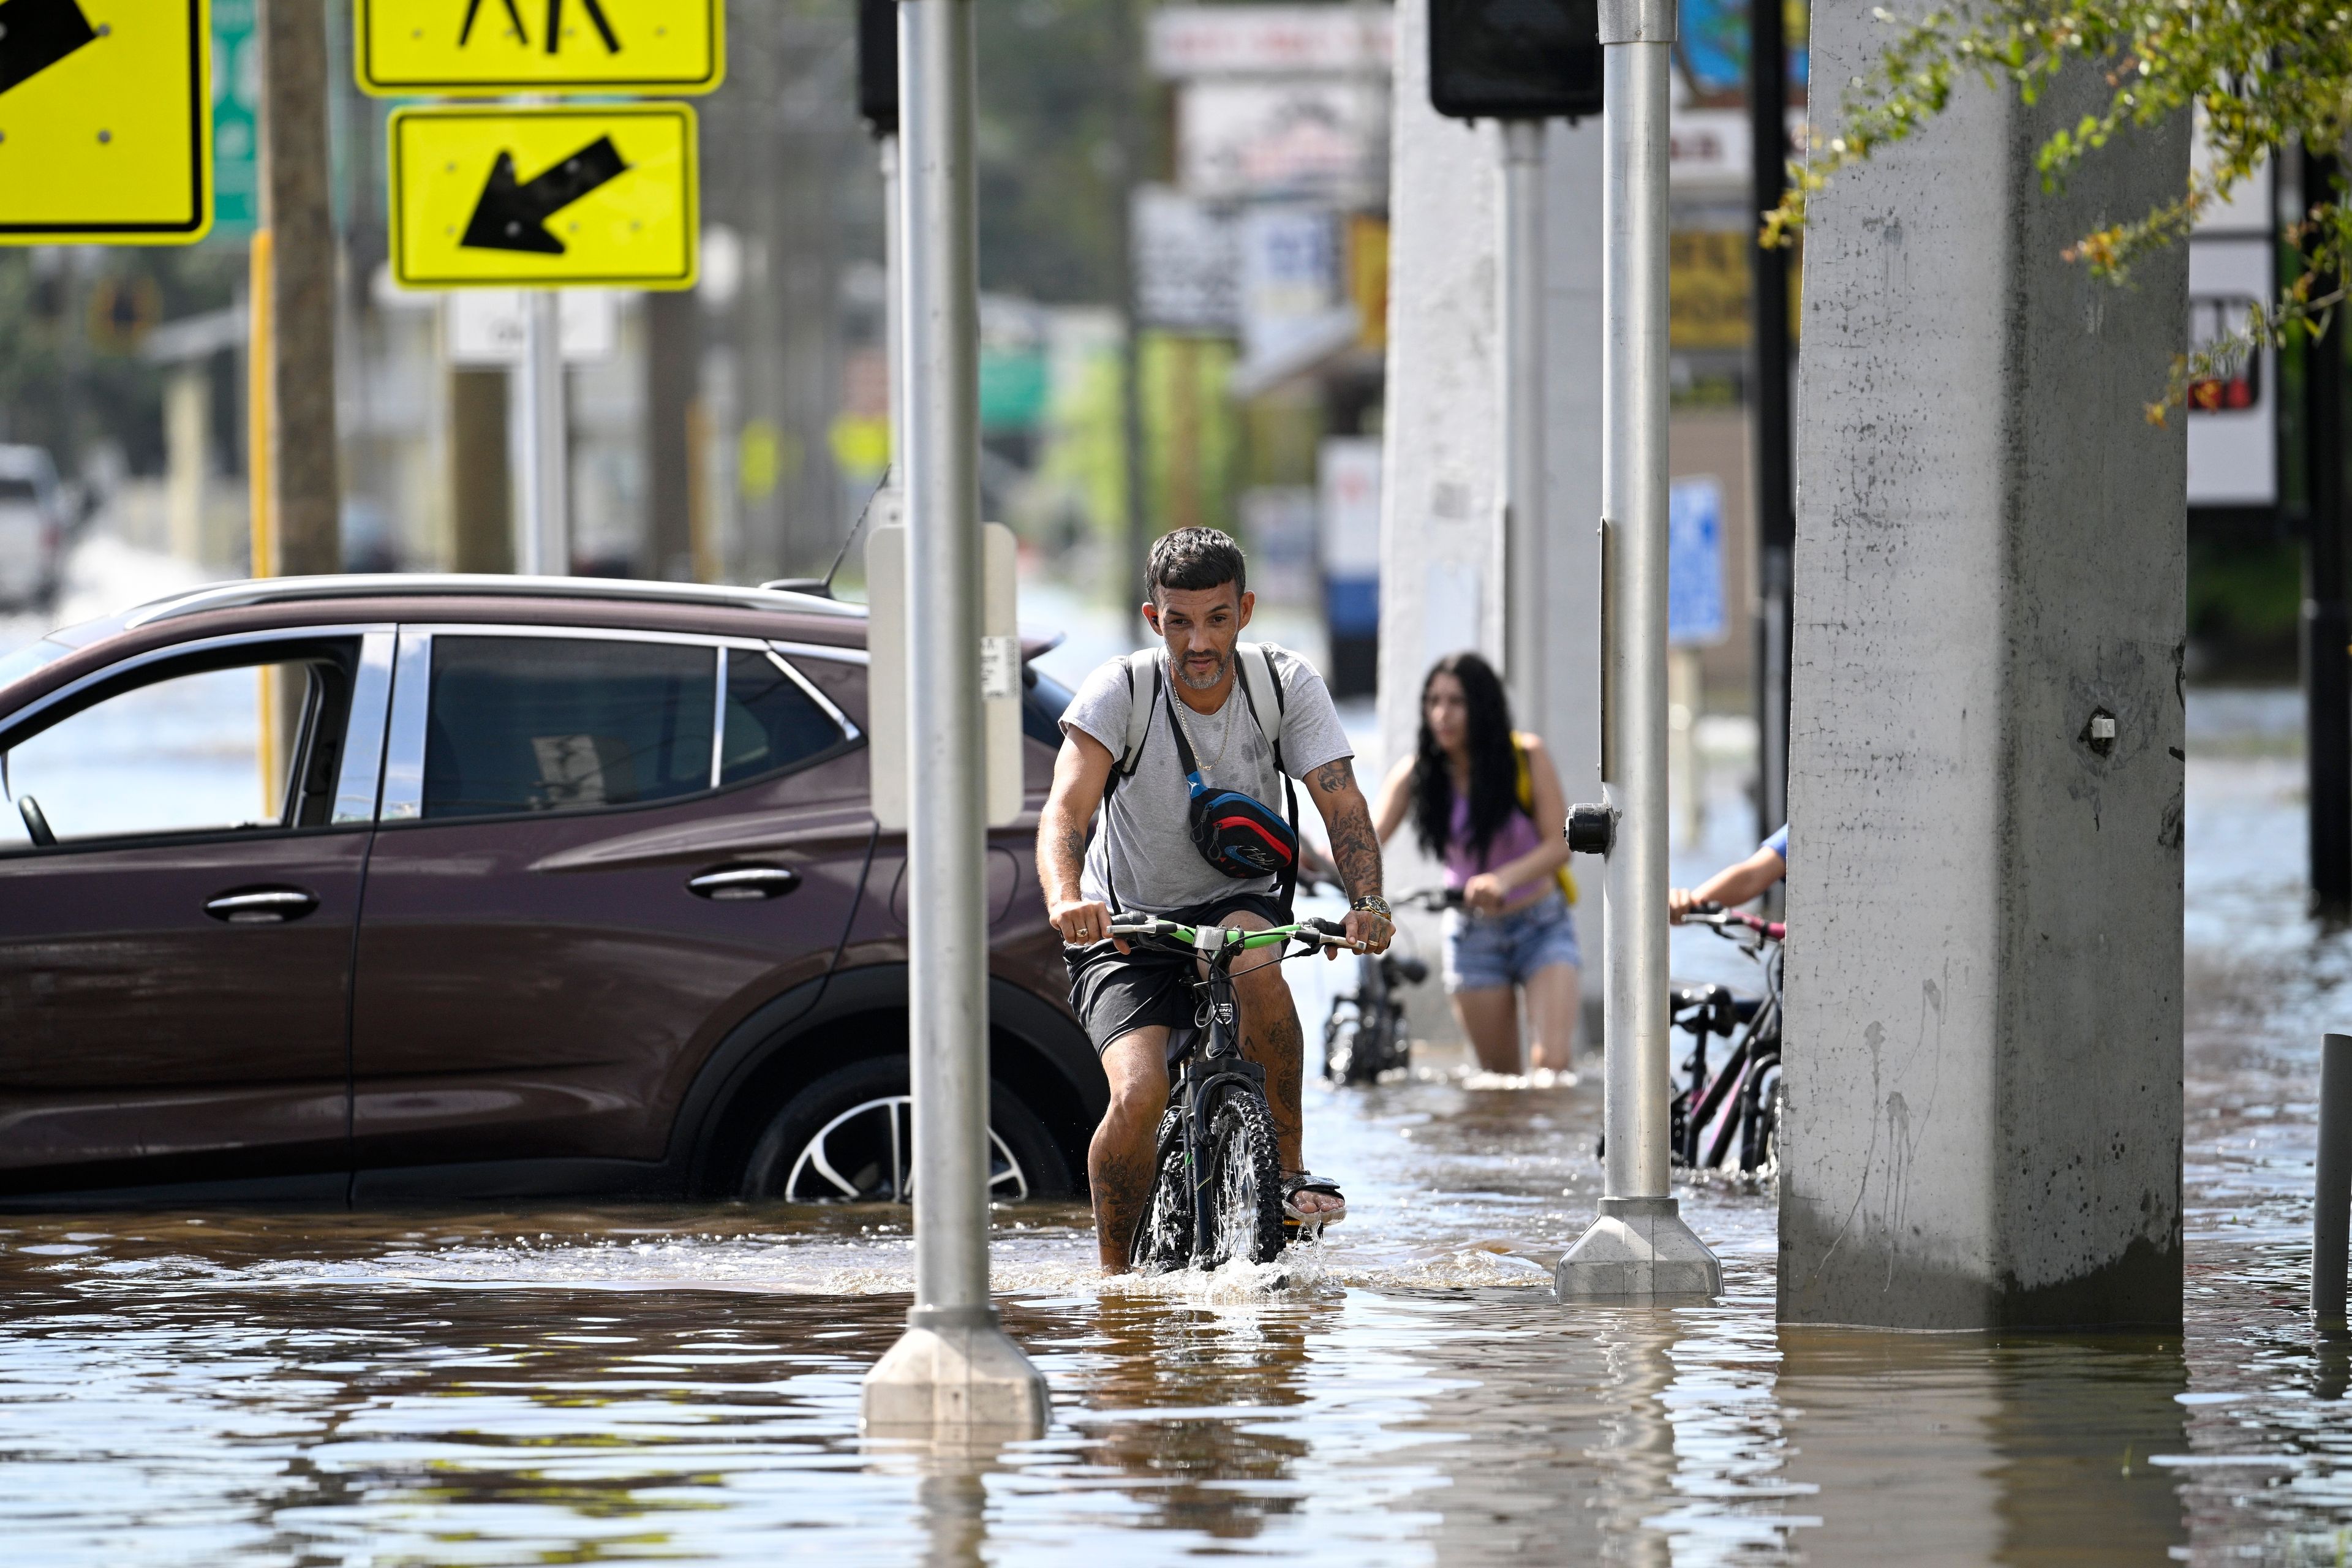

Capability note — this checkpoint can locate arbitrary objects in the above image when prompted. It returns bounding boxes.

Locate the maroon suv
[0,575,1102,1206]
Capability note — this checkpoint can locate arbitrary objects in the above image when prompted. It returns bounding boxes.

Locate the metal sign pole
[1500,119,1546,730]
[1557,0,1721,1301]
[862,0,1048,1434]
[881,134,907,482]
[518,290,568,575]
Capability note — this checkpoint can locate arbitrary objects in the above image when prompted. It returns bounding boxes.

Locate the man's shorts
[1065,892,1291,1055]
[1443,888,1581,993]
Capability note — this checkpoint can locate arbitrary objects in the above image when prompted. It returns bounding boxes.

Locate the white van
[0,447,63,610]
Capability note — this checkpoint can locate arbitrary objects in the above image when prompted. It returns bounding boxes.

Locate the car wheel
[738,1056,1073,1202]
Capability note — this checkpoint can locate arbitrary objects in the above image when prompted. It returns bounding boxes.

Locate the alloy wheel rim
[782,1094,1030,1202]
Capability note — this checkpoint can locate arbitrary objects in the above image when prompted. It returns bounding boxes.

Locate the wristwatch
[1351,895,1392,920]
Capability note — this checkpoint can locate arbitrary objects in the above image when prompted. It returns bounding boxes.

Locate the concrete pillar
[1777,8,2189,1329]
[1379,0,1602,854]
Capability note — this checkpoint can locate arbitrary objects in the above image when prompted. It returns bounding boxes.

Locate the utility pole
[862,0,1050,1435]
[1556,0,1721,1301]
[254,0,341,578]
[2307,144,2352,918]
[1749,0,1794,850]
[1109,0,1151,627]
[858,0,907,513]
[644,290,701,580]
[1501,119,1547,727]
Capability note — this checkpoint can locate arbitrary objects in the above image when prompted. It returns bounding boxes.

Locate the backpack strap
[1234,643,1300,917]
[1093,650,1163,916]
[1512,730,1578,907]
[1110,650,1159,783]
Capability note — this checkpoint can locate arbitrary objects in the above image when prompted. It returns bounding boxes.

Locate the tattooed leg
[1090,1028,1170,1273]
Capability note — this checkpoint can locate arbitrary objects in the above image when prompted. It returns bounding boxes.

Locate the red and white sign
[1150,6,1393,78]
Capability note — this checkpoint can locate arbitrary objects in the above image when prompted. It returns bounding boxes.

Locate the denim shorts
[1444,888,1582,993]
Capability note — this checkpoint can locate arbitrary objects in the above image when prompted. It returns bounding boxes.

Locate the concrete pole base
[1555,1196,1722,1300]
[861,1304,1050,1437]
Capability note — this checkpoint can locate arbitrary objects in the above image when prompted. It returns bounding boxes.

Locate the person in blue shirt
[1669,825,1785,923]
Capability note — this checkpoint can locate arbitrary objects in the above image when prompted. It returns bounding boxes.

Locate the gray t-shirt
[1062,644,1352,914]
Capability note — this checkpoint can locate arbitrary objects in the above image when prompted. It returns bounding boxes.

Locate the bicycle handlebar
[1686,902,1786,942]
[1093,914,1365,956]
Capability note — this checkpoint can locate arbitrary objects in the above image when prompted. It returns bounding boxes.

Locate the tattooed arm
[1039,726,1124,949]
[1305,755,1392,955]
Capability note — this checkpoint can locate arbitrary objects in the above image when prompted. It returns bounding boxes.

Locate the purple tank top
[1444,793,1542,890]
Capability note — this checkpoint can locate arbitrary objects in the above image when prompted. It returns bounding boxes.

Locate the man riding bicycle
[1038,527,1393,1273]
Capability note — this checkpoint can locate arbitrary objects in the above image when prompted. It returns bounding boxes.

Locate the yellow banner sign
[389,104,698,290]
[0,0,212,243]
[356,0,723,95]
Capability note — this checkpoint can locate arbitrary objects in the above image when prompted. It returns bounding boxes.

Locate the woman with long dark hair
[1370,652,1581,1074]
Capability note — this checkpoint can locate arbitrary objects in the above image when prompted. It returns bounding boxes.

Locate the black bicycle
[1104,911,1360,1271]
[1323,888,1450,1085]
[1668,903,1785,1178]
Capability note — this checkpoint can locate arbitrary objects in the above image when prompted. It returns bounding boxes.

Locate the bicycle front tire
[1196,1085,1285,1267]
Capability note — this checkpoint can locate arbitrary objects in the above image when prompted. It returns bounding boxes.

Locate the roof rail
[119,573,865,630]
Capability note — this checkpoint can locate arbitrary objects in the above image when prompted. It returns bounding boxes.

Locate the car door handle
[687,865,802,902]
[205,888,320,924]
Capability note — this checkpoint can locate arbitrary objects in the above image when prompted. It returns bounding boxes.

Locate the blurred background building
[0,0,2301,756]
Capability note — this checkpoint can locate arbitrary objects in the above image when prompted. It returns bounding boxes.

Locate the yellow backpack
[1512,732,1577,905]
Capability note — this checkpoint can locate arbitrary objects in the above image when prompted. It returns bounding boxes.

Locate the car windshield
[0,639,69,694]
[0,478,37,503]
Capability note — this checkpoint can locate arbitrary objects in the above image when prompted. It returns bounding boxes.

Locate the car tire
[738,1055,1074,1203]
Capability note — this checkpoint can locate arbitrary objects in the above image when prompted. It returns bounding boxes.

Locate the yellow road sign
[0,0,212,243]
[389,104,697,290]
[356,0,723,96]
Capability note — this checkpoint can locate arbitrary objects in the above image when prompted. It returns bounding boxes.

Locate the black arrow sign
[0,0,99,99]
[459,135,630,255]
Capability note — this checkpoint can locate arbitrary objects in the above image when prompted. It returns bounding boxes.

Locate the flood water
[1,651,2347,1560]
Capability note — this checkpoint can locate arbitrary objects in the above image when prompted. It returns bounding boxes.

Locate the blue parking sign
[1668,476,1726,646]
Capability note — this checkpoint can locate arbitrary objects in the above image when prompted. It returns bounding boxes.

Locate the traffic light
[858,0,897,138]
[1428,0,1604,123]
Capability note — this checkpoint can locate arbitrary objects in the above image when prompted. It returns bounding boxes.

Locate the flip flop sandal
[1281,1172,1347,1234]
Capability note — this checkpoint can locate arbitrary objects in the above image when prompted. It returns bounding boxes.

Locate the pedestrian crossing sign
[356,0,724,96]
[388,103,698,289]
[0,0,213,243]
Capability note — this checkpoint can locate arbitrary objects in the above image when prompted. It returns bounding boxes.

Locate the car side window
[0,644,358,848]
[721,649,847,785]
[423,636,716,820]
[781,650,867,728]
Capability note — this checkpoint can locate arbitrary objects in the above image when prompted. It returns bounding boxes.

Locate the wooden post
[645,289,701,579]
[449,369,513,574]
[256,0,341,579]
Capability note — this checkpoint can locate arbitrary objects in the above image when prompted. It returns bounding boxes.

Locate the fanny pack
[1160,674,1300,884]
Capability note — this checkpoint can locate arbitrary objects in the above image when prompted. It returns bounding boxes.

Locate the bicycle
[1322,888,1450,1086]
[1102,911,1362,1271]
[1668,903,1786,1178]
